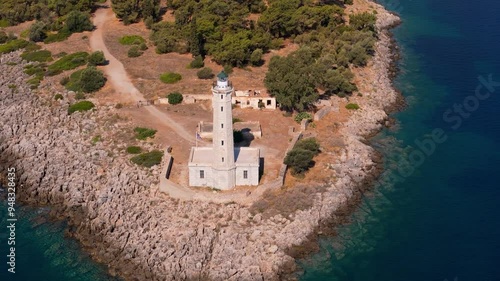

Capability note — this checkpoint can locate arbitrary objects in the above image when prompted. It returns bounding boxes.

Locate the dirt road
[89,3,195,144]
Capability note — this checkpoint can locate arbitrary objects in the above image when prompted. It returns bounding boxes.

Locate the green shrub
[196,67,214,79]
[284,148,315,175]
[43,31,71,44]
[295,138,320,155]
[24,43,41,52]
[47,52,89,76]
[284,137,321,176]
[250,48,264,66]
[24,64,45,80]
[160,72,182,84]
[65,11,94,33]
[0,39,30,54]
[28,21,46,42]
[91,135,101,144]
[68,100,95,114]
[21,50,52,62]
[139,42,148,51]
[127,46,143,58]
[79,66,106,93]
[189,56,204,68]
[294,112,312,123]
[345,103,360,110]
[232,118,242,123]
[270,38,284,50]
[126,146,142,154]
[119,35,145,45]
[233,130,244,143]
[64,67,106,93]
[64,69,84,91]
[130,150,163,168]
[167,92,183,105]
[54,94,64,100]
[88,51,106,65]
[134,127,157,140]
[27,76,41,89]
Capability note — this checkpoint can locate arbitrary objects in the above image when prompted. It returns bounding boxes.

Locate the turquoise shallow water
[300,0,500,280]
[0,197,119,281]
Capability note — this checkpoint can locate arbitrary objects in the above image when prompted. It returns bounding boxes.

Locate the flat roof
[189,147,259,166]
[235,147,260,166]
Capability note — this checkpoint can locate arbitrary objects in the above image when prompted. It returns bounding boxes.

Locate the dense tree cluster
[0,0,97,26]
[264,8,378,111]
[111,0,161,26]
[150,0,350,67]
[150,0,274,66]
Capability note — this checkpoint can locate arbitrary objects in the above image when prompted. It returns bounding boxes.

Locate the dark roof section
[217,71,228,80]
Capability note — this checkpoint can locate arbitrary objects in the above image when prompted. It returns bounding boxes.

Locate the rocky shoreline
[0,3,401,281]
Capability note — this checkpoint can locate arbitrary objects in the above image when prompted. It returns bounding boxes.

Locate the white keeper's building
[188,71,260,190]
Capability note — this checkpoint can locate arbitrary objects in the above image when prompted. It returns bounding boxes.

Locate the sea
[299,0,500,280]
[2,0,500,280]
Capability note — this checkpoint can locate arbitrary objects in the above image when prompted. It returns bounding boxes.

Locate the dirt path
[89,3,195,144]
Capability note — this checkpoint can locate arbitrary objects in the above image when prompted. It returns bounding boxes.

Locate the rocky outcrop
[0,4,400,281]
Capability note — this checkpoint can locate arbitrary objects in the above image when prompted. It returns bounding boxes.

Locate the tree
[294,138,320,155]
[189,55,205,68]
[264,48,319,112]
[79,66,106,93]
[150,22,184,54]
[284,148,315,175]
[318,66,357,96]
[197,67,214,79]
[88,51,106,65]
[112,0,161,25]
[250,48,263,66]
[167,92,183,105]
[258,0,301,37]
[65,11,93,33]
[349,12,377,33]
[128,46,143,57]
[211,30,252,66]
[29,21,46,42]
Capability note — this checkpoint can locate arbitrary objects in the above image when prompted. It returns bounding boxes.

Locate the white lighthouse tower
[211,71,236,189]
[188,71,260,190]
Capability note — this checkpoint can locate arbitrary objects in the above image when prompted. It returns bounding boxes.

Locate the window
[221,106,223,112]
[221,140,224,146]
[221,95,223,99]
[221,123,224,129]
[222,157,225,162]
[243,170,248,179]
[200,170,205,179]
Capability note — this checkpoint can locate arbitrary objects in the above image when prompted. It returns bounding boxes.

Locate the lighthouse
[188,71,260,190]
[211,71,237,189]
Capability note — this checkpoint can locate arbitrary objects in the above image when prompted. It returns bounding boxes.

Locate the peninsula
[0,0,400,280]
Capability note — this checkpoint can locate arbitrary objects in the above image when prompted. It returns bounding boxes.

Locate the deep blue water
[300,0,500,280]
